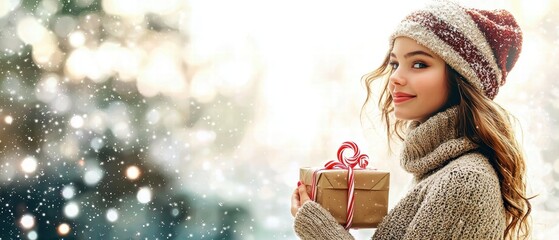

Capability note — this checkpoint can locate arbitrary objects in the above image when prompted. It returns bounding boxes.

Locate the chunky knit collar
[401,106,478,178]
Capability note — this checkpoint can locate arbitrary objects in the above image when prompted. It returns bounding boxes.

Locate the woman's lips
[393,92,416,104]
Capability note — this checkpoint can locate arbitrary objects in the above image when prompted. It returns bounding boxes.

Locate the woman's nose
[389,69,406,86]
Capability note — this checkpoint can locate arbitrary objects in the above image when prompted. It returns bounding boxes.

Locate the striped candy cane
[310,141,369,229]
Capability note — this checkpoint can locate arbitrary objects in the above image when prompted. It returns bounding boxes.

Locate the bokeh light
[21,156,38,174]
[4,116,13,124]
[64,202,80,219]
[125,166,140,180]
[106,208,119,222]
[19,214,35,229]
[137,187,152,204]
[16,17,48,46]
[57,223,70,236]
[28,231,38,240]
[83,166,103,186]
[70,115,84,129]
[68,31,86,48]
[61,185,76,199]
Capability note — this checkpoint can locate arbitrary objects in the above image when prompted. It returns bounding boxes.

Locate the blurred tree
[0,0,256,239]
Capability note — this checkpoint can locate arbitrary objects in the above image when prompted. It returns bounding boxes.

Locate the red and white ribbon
[310,141,369,229]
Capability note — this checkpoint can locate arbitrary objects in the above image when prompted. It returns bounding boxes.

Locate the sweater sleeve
[402,168,505,240]
[294,201,355,240]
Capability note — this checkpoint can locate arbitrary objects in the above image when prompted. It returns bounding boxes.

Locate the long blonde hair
[362,53,532,239]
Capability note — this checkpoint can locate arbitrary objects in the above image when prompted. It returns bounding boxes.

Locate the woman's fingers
[297,184,311,204]
[291,187,301,217]
[291,182,312,217]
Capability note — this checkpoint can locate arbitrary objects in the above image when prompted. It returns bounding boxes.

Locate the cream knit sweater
[294,107,506,239]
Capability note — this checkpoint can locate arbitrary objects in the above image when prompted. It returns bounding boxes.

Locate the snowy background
[0,0,557,239]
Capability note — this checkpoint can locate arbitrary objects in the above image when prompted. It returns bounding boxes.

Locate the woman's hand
[291,181,311,217]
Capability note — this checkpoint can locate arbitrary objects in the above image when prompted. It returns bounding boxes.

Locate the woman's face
[388,37,449,122]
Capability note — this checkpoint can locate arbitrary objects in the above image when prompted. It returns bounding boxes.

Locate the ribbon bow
[310,141,369,229]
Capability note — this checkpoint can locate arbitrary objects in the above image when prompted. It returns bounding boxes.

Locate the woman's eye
[389,62,399,70]
[413,62,427,68]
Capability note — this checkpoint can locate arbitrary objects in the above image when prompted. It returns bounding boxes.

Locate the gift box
[299,141,389,229]
[300,168,389,228]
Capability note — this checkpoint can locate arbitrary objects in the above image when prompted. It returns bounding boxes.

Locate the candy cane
[310,141,369,229]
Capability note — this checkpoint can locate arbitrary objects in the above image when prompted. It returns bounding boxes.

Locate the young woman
[290,0,532,239]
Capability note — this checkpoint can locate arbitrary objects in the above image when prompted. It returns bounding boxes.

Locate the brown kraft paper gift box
[300,167,389,228]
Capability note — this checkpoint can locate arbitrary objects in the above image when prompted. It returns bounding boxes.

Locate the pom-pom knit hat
[390,0,522,99]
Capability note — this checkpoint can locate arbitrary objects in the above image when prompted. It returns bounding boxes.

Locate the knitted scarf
[400,106,478,180]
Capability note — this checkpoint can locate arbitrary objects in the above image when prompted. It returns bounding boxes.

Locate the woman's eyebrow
[390,51,434,59]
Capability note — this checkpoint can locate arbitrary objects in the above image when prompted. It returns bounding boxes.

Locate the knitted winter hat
[390,0,522,99]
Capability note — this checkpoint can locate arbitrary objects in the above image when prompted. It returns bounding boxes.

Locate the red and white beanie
[390,0,523,99]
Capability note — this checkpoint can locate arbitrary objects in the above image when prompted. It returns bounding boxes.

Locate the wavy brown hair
[362,53,532,239]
